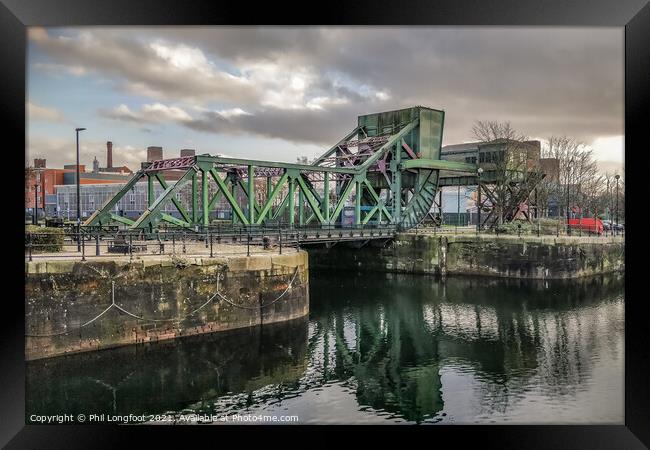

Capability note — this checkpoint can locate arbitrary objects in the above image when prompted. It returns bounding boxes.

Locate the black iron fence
[25,223,397,262]
[410,220,625,238]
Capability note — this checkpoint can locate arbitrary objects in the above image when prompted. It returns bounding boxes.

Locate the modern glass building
[54,181,243,221]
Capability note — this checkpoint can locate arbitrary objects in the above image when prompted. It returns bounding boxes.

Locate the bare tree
[471,121,532,225]
[542,136,599,221]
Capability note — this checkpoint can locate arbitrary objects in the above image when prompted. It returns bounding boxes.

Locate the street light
[614,174,621,235]
[477,167,483,233]
[75,127,86,251]
[33,182,39,225]
[566,166,571,235]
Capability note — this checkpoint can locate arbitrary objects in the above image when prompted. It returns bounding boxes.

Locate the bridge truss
[84,106,545,234]
[85,106,478,233]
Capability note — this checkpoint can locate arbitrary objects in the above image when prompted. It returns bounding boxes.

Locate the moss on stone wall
[309,234,624,280]
[25,251,309,360]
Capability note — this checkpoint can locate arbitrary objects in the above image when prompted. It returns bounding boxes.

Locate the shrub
[25,225,64,253]
[494,221,532,235]
[493,219,562,235]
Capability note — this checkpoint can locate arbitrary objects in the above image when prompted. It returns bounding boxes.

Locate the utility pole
[477,168,483,233]
[615,174,620,235]
[33,182,39,225]
[566,166,571,235]
[457,184,460,233]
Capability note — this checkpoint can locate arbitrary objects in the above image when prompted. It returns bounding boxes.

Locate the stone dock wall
[25,251,309,360]
[309,233,624,279]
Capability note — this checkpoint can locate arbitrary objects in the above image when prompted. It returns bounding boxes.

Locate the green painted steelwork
[209,168,248,225]
[256,172,289,225]
[288,177,295,227]
[201,169,209,226]
[154,173,191,224]
[248,165,255,224]
[401,159,477,172]
[147,174,155,208]
[132,168,197,229]
[84,106,519,233]
[323,172,330,222]
[84,170,145,227]
[296,175,325,224]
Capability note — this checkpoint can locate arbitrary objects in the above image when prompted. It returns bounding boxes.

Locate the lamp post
[615,174,620,236]
[33,182,39,225]
[456,184,460,233]
[75,127,86,251]
[476,167,483,233]
[566,166,572,235]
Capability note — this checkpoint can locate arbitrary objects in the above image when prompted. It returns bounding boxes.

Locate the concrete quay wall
[309,233,624,279]
[25,251,309,360]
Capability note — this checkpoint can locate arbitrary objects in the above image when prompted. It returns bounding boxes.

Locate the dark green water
[26,272,624,424]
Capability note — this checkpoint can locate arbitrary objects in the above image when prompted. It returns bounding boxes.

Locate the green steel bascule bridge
[84,106,544,238]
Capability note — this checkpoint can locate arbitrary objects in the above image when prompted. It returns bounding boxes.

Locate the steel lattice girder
[84,106,497,232]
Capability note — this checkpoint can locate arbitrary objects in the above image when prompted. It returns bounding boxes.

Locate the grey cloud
[184,106,358,145]
[31,26,623,148]
[30,28,262,105]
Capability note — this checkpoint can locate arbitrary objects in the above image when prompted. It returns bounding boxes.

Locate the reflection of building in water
[26,273,623,424]
[307,273,624,423]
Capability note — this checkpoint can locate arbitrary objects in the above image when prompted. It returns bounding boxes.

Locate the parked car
[567,218,603,235]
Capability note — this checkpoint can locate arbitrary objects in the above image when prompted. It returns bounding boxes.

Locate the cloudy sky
[27,26,624,174]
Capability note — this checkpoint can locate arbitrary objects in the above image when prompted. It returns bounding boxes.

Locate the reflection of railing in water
[26,273,624,424]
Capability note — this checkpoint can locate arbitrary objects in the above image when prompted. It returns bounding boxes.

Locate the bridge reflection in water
[26,273,624,424]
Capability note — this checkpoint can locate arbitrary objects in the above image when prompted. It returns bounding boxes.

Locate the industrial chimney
[106,141,113,168]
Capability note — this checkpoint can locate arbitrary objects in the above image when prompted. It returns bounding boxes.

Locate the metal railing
[409,221,625,239]
[25,223,397,262]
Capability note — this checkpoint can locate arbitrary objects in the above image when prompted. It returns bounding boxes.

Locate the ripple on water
[26,273,624,425]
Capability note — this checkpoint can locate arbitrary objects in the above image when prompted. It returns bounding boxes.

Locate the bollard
[129,234,133,261]
[247,231,250,257]
[182,232,186,254]
[172,233,176,255]
[28,233,33,262]
[210,232,213,258]
[96,234,100,256]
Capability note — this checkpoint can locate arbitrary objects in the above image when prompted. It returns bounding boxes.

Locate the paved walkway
[27,241,297,262]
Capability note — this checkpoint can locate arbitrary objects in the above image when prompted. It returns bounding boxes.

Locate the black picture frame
[2,0,648,447]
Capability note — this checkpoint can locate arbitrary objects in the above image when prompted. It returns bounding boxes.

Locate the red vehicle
[568,218,603,235]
